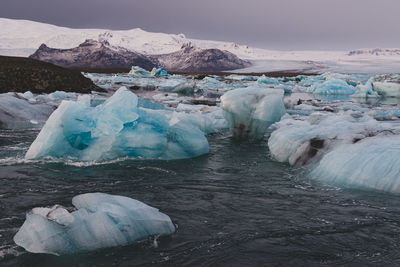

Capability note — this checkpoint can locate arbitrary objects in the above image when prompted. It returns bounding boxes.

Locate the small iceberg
[308,78,356,95]
[257,75,279,85]
[151,68,168,77]
[128,66,152,77]
[220,87,286,140]
[14,193,175,255]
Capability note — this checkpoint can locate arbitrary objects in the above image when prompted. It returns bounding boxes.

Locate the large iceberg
[25,87,209,161]
[220,87,286,140]
[14,193,175,255]
[310,136,400,193]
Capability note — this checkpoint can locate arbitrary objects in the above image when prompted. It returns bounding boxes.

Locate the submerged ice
[14,193,175,255]
[25,87,211,161]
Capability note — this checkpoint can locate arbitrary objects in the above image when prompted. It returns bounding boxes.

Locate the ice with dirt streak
[14,193,175,255]
[220,87,286,140]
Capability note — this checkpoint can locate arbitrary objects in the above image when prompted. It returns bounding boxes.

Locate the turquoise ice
[25,87,209,161]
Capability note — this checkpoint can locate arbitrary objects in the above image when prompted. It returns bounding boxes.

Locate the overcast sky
[1,0,399,50]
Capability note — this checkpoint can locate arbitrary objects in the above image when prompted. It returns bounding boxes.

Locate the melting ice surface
[25,87,213,161]
[14,193,175,255]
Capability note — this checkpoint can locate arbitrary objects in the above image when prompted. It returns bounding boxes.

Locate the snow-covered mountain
[348,48,400,57]
[1,18,400,73]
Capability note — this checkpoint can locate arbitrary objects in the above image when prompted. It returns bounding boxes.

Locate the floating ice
[128,66,152,77]
[310,136,400,193]
[151,68,168,77]
[257,75,279,85]
[352,77,379,98]
[268,114,389,166]
[25,87,209,161]
[171,82,196,95]
[308,78,355,95]
[14,193,175,255]
[0,93,53,129]
[373,81,400,97]
[220,87,286,140]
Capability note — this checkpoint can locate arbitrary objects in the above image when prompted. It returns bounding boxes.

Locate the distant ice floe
[14,192,175,255]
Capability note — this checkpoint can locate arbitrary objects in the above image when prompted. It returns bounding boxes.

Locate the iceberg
[308,78,356,95]
[220,87,286,140]
[373,81,400,97]
[171,82,196,95]
[25,87,209,161]
[257,75,279,85]
[351,77,379,98]
[0,93,54,129]
[14,193,175,255]
[310,136,400,193]
[151,68,168,77]
[268,114,388,166]
[128,66,152,77]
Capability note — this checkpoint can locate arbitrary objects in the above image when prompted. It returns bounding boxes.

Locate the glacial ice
[151,68,168,77]
[268,114,390,166]
[220,87,286,140]
[257,75,279,85]
[373,81,400,97]
[25,87,210,161]
[310,136,400,193]
[0,93,54,129]
[352,77,380,98]
[128,66,152,77]
[307,78,356,95]
[14,193,175,255]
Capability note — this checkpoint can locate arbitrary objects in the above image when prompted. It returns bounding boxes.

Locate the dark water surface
[1,129,400,266]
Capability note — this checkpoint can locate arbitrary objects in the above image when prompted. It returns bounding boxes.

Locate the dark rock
[0,56,101,93]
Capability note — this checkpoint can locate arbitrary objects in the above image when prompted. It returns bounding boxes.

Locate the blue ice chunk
[220,87,286,140]
[25,87,209,161]
[308,78,355,95]
[151,68,168,77]
[48,91,77,100]
[352,77,379,98]
[257,75,279,85]
[128,66,152,77]
[14,193,175,255]
[310,136,400,193]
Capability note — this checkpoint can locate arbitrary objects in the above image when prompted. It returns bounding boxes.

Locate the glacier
[14,192,175,255]
[25,87,211,161]
[220,87,286,140]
